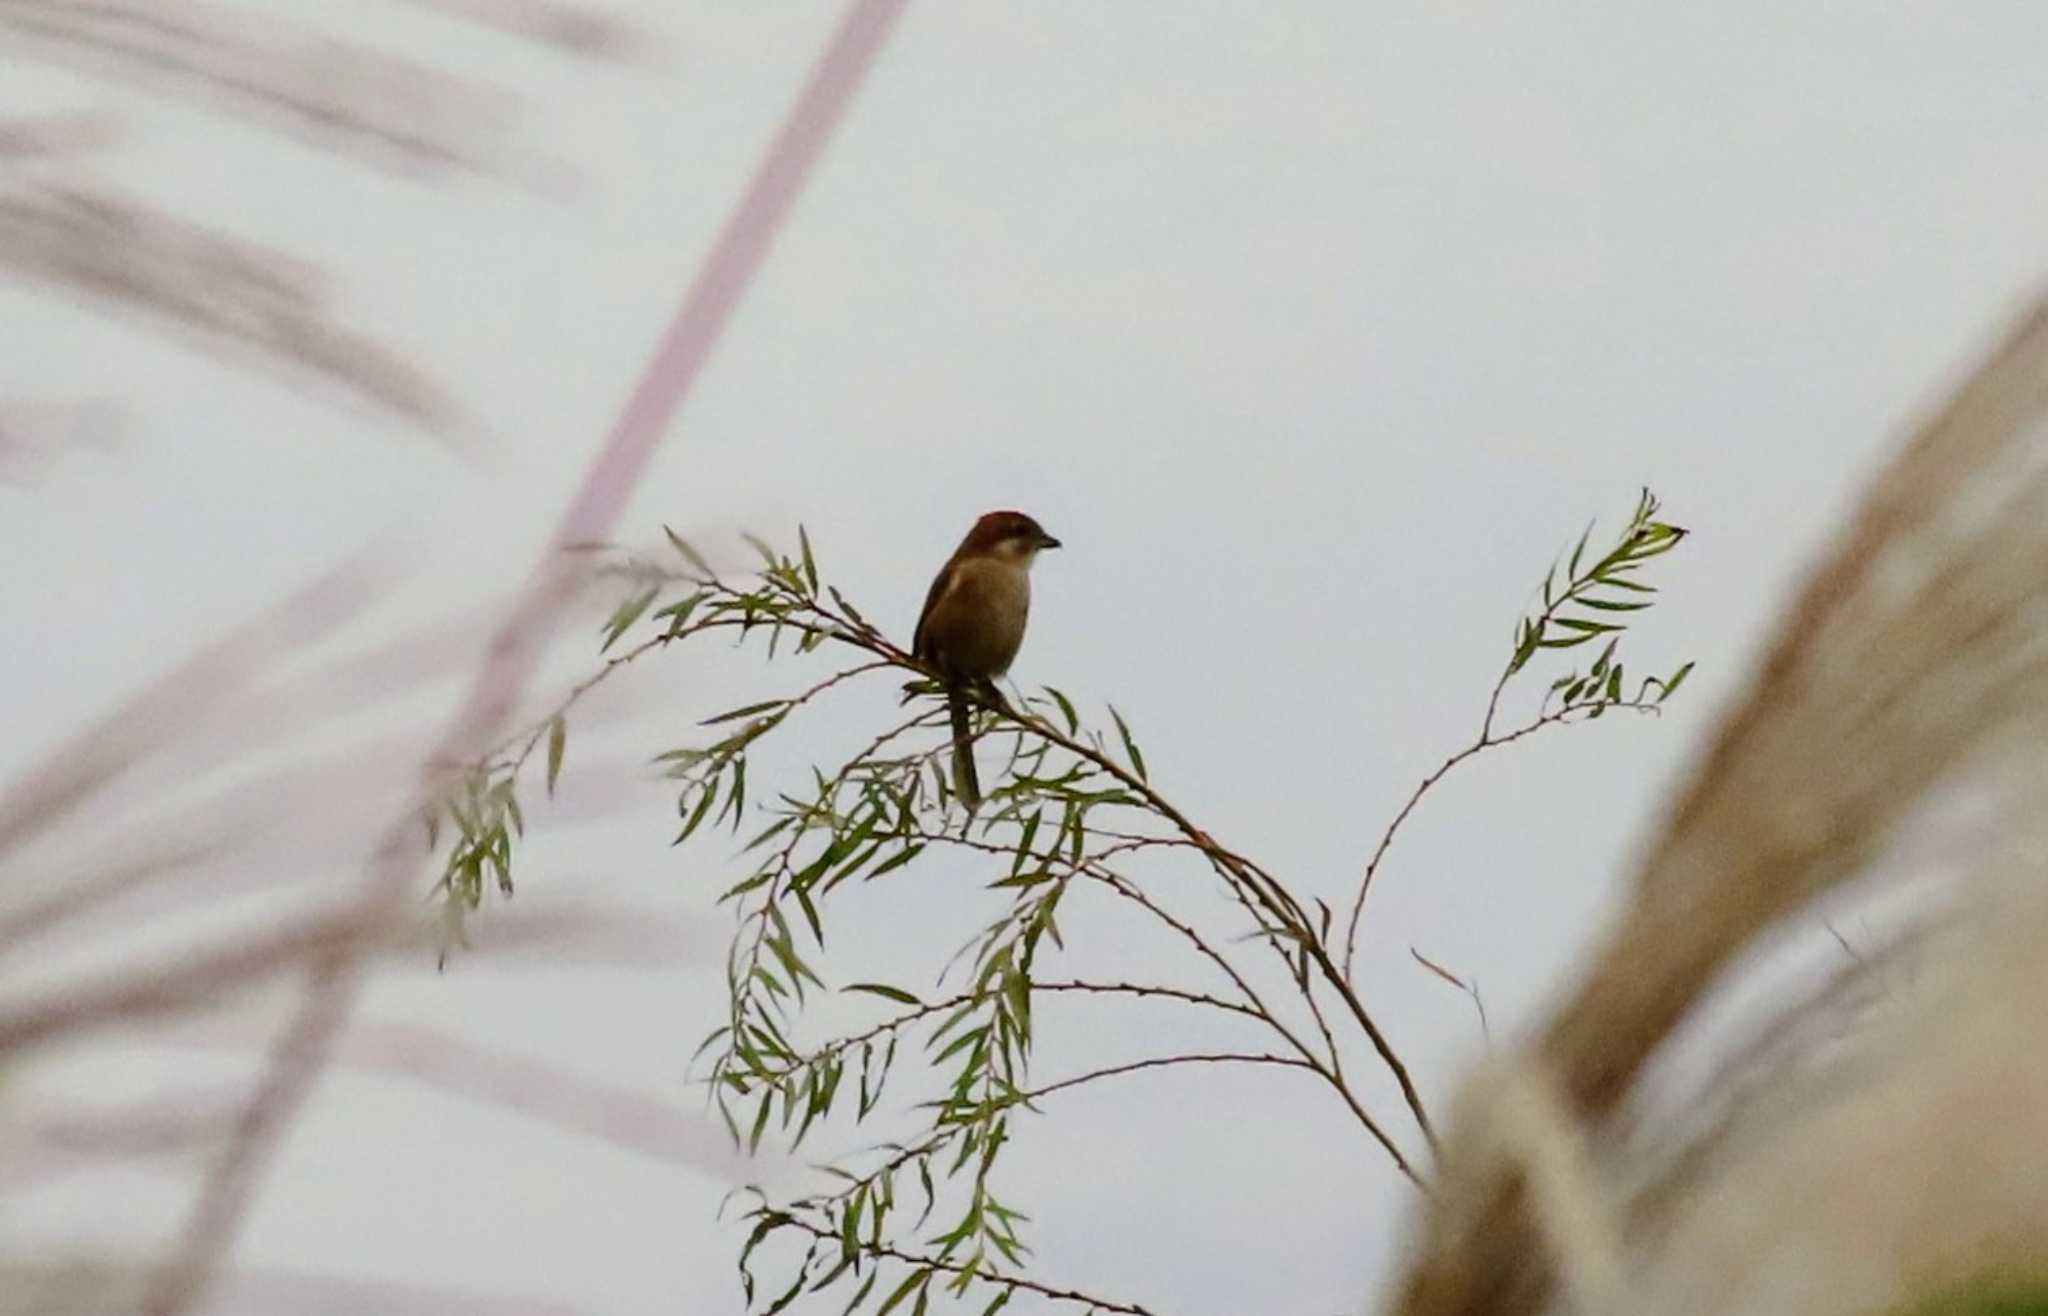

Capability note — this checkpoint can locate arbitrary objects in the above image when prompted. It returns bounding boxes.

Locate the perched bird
[913,510,1062,809]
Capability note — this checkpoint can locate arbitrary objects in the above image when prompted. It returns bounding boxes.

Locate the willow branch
[1028,1051,1317,1101]
[1341,698,1664,982]
[774,1217,1161,1316]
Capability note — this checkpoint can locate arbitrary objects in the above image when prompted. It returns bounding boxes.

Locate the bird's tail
[947,687,981,810]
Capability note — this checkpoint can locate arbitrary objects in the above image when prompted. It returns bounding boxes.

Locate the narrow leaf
[844,982,923,1006]
[876,1268,930,1316]
[798,524,819,593]
[664,525,715,578]
[601,585,660,652]
[1659,659,1696,702]
[1108,705,1147,783]
[702,698,789,727]
[1044,686,1079,734]
[841,1272,879,1315]
[545,717,567,797]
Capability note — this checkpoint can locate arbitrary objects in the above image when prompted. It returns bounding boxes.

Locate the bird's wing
[912,557,958,663]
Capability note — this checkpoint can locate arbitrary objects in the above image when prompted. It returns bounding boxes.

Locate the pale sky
[4,3,2047,1313]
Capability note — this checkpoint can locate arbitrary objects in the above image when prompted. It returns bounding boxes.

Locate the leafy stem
[1340,489,1695,984]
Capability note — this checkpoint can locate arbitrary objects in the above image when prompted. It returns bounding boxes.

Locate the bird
[913,510,1062,810]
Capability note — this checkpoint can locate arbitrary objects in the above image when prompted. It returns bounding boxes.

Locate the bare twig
[1027,1051,1318,1101]
[1411,947,1490,1042]
[1341,699,1664,982]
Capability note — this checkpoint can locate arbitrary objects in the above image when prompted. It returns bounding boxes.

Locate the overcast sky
[5,3,2048,1313]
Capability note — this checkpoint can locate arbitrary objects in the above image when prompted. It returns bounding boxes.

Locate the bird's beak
[1038,532,1063,550]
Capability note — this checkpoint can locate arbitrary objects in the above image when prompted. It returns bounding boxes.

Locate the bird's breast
[928,557,1031,678]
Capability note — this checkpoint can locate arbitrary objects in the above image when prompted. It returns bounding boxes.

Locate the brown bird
[913,510,1062,809]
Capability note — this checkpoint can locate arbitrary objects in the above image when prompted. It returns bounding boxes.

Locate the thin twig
[1410,947,1490,1043]
[1028,1051,1317,1101]
[978,703,1440,1153]
[929,828,1429,1186]
[1341,699,1662,982]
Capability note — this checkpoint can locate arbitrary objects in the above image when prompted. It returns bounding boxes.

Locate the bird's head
[960,510,1062,566]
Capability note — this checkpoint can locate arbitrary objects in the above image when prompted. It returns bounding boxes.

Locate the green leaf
[1108,705,1147,783]
[676,783,718,845]
[742,532,779,568]
[876,1268,931,1316]
[798,524,819,594]
[1010,810,1042,877]
[487,832,513,894]
[844,982,923,1006]
[822,808,885,891]
[1658,659,1696,703]
[867,843,925,880]
[1004,970,1032,1044]
[600,585,660,652]
[664,525,715,578]
[987,870,1053,890]
[722,757,749,832]
[984,1222,1026,1266]
[766,932,823,998]
[1043,686,1079,734]
[719,870,773,902]
[691,1025,731,1065]
[1508,618,1542,674]
[794,883,825,946]
[745,816,794,853]
[792,1067,832,1148]
[840,1194,863,1261]
[980,1289,1014,1315]
[933,1024,988,1066]
[702,698,789,726]
[763,1264,811,1314]
[545,717,566,797]
[738,1209,788,1275]
[752,965,788,1000]
[840,1271,879,1315]
[828,585,869,630]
